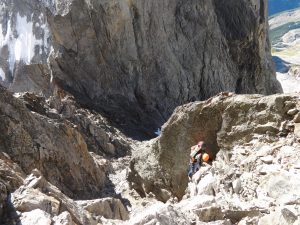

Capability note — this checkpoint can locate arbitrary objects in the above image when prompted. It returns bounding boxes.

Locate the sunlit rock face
[0,0,52,94]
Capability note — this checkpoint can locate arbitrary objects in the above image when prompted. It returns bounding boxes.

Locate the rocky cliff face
[0,0,282,138]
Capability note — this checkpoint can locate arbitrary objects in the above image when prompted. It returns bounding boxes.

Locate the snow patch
[0,13,50,76]
[15,13,40,64]
[0,68,5,81]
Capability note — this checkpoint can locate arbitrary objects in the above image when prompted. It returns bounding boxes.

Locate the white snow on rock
[0,12,50,77]
[0,68,4,80]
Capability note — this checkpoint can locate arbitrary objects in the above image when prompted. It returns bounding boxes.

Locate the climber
[188,141,210,179]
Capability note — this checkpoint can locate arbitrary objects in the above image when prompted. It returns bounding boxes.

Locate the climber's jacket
[190,141,206,163]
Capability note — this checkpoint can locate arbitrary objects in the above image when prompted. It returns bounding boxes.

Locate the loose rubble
[1,88,300,225]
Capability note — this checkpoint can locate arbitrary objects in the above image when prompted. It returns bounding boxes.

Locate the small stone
[294,163,300,169]
[287,108,299,116]
[285,101,296,109]
[294,123,300,137]
[195,206,223,222]
[188,182,197,197]
[280,121,288,131]
[192,170,202,184]
[258,165,281,175]
[281,208,297,224]
[224,209,261,224]
[260,155,273,164]
[294,112,300,123]
[177,195,216,211]
[232,178,242,194]
[105,143,116,155]
[141,201,147,206]
[53,211,74,225]
[255,146,273,157]
[196,173,216,196]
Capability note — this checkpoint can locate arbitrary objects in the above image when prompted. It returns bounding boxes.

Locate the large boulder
[77,198,129,220]
[12,187,60,215]
[122,202,190,225]
[259,171,300,205]
[128,93,298,200]
[20,209,52,225]
[12,170,99,225]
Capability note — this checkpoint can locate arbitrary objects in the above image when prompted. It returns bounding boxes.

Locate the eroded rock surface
[129,93,299,201]
[122,112,300,225]
[0,86,107,199]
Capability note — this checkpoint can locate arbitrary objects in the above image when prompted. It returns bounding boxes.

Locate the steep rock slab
[47,0,281,137]
[17,90,131,157]
[0,86,106,199]
[129,93,297,200]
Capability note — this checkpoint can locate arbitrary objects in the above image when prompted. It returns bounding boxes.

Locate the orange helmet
[202,153,209,162]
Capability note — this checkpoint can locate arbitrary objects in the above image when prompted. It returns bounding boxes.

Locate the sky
[269,0,300,16]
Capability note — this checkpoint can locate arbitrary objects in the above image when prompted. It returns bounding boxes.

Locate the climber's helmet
[202,153,209,162]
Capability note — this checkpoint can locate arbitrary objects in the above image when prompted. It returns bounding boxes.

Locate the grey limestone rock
[77,198,129,220]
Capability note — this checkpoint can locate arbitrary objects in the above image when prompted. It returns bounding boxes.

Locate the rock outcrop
[0,0,282,138]
[122,107,300,224]
[0,86,107,199]
[129,92,299,201]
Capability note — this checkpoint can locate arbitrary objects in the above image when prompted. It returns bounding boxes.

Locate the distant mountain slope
[269,7,300,30]
[269,0,300,16]
[269,7,300,48]
[269,4,300,93]
[270,7,300,65]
